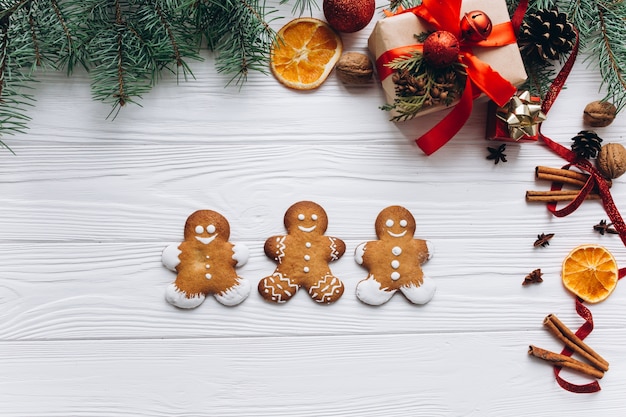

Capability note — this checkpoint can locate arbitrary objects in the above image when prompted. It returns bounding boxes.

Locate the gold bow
[497,91,547,141]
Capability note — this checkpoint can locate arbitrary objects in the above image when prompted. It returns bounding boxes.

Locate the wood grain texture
[1,1,626,415]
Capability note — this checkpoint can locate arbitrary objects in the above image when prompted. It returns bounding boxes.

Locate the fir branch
[280,0,317,16]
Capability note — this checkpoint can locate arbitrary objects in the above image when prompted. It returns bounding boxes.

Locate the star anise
[523,268,543,285]
[486,143,507,164]
[534,233,554,247]
[593,219,618,235]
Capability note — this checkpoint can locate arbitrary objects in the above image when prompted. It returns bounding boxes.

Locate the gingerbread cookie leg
[399,276,436,305]
[214,277,251,306]
[355,276,396,306]
[258,272,299,303]
[306,273,344,304]
[165,283,206,309]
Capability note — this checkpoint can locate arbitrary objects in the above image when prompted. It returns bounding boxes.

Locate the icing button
[391,260,400,269]
[205,273,212,280]
[304,255,311,261]
[392,246,402,256]
[305,242,312,248]
[303,266,310,273]
[391,272,400,281]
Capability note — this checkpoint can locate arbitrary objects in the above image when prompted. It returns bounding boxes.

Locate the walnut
[597,143,626,179]
[583,101,616,127]
[335,52,373,84]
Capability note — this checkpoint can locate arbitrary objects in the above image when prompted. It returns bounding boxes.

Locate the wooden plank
[1,332,624,416]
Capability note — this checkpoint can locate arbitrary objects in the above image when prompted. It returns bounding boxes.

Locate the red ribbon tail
[415,78,473,155]
[554,298,602,393]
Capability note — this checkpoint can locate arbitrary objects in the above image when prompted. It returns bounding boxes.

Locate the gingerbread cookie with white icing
[355,205,435,305]
[258,201,346,304]
[162,210,250,309]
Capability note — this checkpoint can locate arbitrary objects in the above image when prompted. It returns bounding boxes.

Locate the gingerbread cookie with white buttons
[355,205,435,305]
[162,210,250,309]
[259,201,346,304]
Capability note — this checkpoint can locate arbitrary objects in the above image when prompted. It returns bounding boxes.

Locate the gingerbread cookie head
[375,205,416,241]
[161,210,250,309]
[259,201,346,304]
[284,201,328,236]
[355,205,435,306]
[183,209,230,243]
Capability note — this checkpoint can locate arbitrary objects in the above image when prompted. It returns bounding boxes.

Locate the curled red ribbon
[537,28,626,394]
[376,0,520,154]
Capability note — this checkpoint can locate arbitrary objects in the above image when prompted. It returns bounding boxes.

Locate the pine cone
[571,130,603,159]
[518,8,576,62]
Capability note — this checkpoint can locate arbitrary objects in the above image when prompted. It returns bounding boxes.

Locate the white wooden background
[2,1,626,415]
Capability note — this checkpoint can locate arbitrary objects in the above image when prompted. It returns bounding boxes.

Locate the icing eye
[312,214,318,221]
[298,213,305,221]
[206,224,216,234]
[386,219,394,227]
[195,225,204,234]
[400,219,408,227]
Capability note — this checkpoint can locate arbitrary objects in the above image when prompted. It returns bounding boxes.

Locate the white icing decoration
[312,214,318,220]
[195,234,217,245]
[275,237,287,263]
[161,244,182,271]
[195,225,204,234]
[205,264,210,269]
[391,271,401,280]
[305,242,312,248]
[232,243,249,267]
[356,277,395,306]
[400,219,408,227]
[304,255,310,261]
[391,260,400,269]
[205,273,212,279]
[426,240,435,260]
[386,219,394,227]
[329,237,340,261]
[399,277,436,304]
[206,224,216,234]
[298,225,316,232]
[392,246,402,256]
[303,266,310,273]
[387,230,407,238]
[298,213,305,220]
[214,278,251,306]
[354,242,366,265]
[165,284,205,309]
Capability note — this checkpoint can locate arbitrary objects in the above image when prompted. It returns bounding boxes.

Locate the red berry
[323,0,375,33]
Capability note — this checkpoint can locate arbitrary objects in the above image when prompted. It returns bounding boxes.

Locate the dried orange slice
[270,18,343,90]
[562,244,618,303]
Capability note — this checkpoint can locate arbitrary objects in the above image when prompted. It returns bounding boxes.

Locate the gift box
[368,0,527,121]
[486,91,546,143]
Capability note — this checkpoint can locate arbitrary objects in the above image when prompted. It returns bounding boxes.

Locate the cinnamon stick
[544,314,609,372]
[535,166,611,188]
[528,345,605,379]
[526,190,601,202]
[536,166,590,188]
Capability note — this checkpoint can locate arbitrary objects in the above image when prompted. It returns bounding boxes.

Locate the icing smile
[298,225,317,233]
[196,234,218,245]
[387,230,407,238]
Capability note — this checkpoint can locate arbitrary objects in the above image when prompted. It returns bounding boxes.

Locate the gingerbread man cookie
[355,205,435,305]
[259,201,346,304]
[162,210,250,309]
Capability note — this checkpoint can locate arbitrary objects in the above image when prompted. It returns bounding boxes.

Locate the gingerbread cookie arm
[327,236,346,261]
[162,243,181,271]
[264,235,288,262]
[232,242,249,267]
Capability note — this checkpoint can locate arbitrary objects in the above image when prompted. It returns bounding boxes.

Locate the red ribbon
[537,28,626,393]
[376,0,521,154]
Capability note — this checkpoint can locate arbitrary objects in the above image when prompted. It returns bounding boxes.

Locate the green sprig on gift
[381,40,467,122]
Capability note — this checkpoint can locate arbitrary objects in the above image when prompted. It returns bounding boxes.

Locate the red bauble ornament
[422,31,460,68]
[323,0,375,33]
[460,10,493,42]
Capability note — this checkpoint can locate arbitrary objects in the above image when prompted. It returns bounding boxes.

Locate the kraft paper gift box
[368,0,527,121]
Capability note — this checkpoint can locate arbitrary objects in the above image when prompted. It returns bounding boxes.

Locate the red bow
[376,0,519,154]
